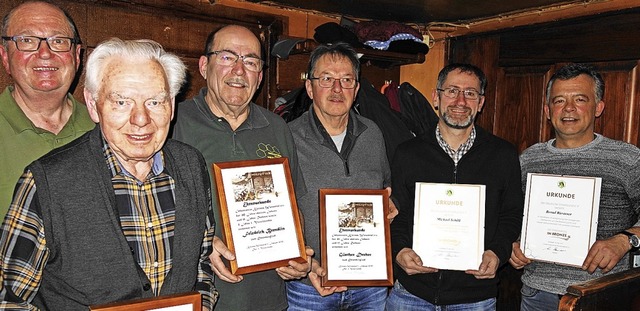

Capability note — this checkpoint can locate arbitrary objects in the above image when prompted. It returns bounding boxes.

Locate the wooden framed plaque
[90,292,201,311]
[212,158,307,275]
[319,188,393,287]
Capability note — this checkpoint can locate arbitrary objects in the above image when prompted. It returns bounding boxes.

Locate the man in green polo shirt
[0,1,95,218]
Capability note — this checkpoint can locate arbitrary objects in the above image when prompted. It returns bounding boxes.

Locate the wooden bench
[559,267,640,311]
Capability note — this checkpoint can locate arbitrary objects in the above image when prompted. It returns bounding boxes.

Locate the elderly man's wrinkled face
[0,2,81,97]
[87,57,173,166]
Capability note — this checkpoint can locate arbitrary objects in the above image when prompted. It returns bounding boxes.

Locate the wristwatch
[619,230,640,252]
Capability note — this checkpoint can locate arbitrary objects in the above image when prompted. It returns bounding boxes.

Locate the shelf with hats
[272,38,426,67]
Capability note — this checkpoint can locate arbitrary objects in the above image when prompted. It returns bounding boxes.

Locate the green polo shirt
[0,86,95,219]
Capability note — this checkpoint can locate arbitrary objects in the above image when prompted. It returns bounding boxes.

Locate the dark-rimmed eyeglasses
[437,87,483,101]
[206,50,264,73]
[2,35,79,52]
[308,76,358,89]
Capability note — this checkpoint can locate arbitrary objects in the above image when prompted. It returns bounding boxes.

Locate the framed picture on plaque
[90,291,201,311]
[212,158,307,275]
[319,188,393,287]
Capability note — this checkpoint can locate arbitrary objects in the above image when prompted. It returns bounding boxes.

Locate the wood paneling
[451,8,640,152]
[494,65,551,152]
[591,61,640,145]
[497,8,640,67]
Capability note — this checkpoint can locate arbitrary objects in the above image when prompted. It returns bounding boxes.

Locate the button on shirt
[108,141,176,296]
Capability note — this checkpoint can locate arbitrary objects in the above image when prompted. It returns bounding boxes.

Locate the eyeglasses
[2,35,79,52]
[437,87,483,101]
[206,50,264,72]
[308,76,358,89]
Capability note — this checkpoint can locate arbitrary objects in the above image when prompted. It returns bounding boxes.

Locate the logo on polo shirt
[256,143,281,158]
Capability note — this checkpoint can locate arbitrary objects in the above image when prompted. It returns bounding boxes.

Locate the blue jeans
[286,281,387,311]
[520,284,560,311]
[385,280,496,311]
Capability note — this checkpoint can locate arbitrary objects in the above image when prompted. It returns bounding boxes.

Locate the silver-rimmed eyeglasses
[206,50,264,73]
[2,35,79,52]
[308,76,358,89]
[437,87,483,101]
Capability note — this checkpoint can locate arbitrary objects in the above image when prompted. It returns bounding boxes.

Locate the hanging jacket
[355,78,415,162]
[398,82,439,138]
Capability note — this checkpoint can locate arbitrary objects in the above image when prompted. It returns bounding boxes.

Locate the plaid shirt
[0,139,216,310]
[435,124,476,165]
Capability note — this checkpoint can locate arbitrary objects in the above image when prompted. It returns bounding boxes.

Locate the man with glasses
[286,42,398,310]
[0,1,94,219]
[0,37,216,310]
[387,63,523,310]
[172,25,310,311]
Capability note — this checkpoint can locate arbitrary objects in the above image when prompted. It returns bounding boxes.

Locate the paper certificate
[521,173,601,267]
[413,183,486,271]
[213,158,306,275]
[319,189,393,287]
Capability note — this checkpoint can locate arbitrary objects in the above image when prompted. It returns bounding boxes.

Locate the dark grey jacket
[29,127,211,310]
[288,107,391,287]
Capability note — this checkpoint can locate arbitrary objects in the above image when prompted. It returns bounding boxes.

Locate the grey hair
[84,38,186,98]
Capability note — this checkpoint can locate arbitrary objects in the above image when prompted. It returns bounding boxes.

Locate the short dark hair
[203,25,264,59]
[436,63,487,94]
[546,63,604,103]
[1,1,81,47]
[306,42,360,79]
[203,26,223,56]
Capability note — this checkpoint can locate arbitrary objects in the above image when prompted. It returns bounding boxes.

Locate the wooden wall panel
[497,8,640,67]
[494,66,551,152]
[590,61,640,146]
[450,8,640,152]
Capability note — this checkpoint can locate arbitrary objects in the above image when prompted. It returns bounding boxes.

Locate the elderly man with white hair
[0,38,217,310]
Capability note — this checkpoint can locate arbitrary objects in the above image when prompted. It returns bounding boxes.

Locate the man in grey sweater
[510,63,640,311]
[286,42,398,310]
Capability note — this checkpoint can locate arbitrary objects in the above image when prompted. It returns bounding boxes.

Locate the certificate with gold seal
[413,183,486,271]
[521,173,601,267]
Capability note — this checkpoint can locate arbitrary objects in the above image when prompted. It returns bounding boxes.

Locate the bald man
[172,25,310,311]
